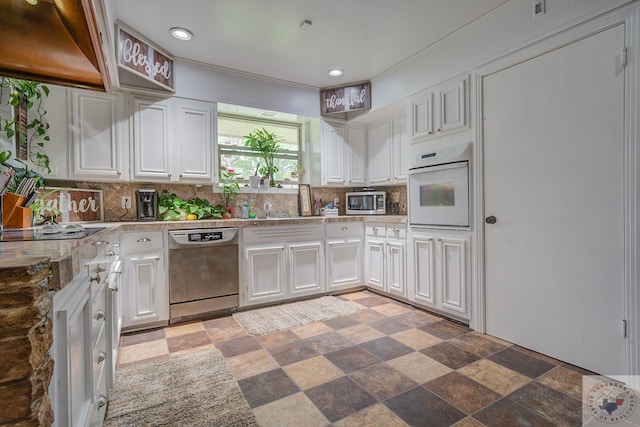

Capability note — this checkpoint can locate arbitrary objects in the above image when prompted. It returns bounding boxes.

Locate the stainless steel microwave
[346,191,386,215]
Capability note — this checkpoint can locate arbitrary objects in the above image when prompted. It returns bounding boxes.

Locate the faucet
[264,201,272,219]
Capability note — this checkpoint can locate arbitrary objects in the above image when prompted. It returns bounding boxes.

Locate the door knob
[485,215,497,224]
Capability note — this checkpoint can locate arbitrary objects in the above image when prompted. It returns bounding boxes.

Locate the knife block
[2,193,33,229]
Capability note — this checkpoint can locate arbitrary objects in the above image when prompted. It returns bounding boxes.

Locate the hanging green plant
[0,78,51,173]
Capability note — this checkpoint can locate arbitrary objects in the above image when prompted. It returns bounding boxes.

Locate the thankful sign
[320,82,371,115]
[117,23,175,91]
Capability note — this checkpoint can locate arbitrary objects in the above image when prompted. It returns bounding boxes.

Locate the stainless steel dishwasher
[168,227,239,323]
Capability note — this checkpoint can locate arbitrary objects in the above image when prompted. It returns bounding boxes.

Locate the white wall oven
[408,143,471,227]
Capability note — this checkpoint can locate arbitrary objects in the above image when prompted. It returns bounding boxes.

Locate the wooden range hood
[0,0,111,92]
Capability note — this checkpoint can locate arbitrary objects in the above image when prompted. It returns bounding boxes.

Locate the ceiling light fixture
[25,0,37,5]
[328,69,343,77]
[170,27,193,41]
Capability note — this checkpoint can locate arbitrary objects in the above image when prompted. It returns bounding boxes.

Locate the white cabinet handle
[93,240,109,246]
[95,310,106,321]
[97,395,108,409]
[106,250,115,257]
[97,351,107,364]
[113,243,120,248]
[137,237,151,243]
[393,228,400,232]
[373,227,379,232]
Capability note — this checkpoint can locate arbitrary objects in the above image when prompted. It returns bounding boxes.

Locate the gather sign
[39,188,104,223]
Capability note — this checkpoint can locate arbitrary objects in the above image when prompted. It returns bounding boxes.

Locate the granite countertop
[0,215,406,289]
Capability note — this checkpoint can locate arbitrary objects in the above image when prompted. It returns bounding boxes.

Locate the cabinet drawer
[365,223,386,238]
[386,224,407,240]
[326,222,363,239]
[243,224,324,245]
[119,231,164,253]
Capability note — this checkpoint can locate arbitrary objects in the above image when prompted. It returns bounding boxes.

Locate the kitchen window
[218,114,301,186]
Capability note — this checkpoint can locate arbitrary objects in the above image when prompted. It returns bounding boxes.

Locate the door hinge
[623,319,628,338]
[620,47,628,68]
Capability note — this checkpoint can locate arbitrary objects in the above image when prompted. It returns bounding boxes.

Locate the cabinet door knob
[373,227,378,231]
[117,171,122,176]
[393,228,400,232]
[106,250,115,257]
[137,237,151,243]
[96,310,106,321]
[97,351,107,364]
[93,240,109,246]
[485,215,497,224]
[341,227,348,231]
[90,274,101,284]
[97,395,108,409]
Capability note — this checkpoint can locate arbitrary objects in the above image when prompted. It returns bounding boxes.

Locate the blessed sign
[117,24,175,91]
[39,188,104,223]
[320,82,371,115]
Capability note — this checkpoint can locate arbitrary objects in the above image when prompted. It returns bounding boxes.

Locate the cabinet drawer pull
[95,310,106,321]
[373,227,379,232]
[113,243,120,248]
[137,237,151,243]
[93,240,109,246]
[341,227,348,231]
[90,274,101,284]
[106,250,115,257]
[117,171,122,176]
[393,228,400,233]
[97,395,108,409]
[97,351,107,364]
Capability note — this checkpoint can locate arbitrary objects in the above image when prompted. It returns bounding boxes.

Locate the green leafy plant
[28,189,61,224]
[0,78,51,173]
[158,190,226,221]
[0,149,45,192]
[220,167,240,207]
[244,127,282,187]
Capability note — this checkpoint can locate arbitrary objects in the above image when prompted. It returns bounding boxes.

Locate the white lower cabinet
[120,231,168,329]
[364,223,406,298]
[409,230,470,320]
[243,225,324,306]
[325,222,363,292]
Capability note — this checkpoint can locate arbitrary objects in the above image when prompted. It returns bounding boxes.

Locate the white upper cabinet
[346,125,366,186]
[131,95,216,183]
[392,116,409,183]
[321,120,346,184]
[367,121,393,185]
[319,120,366,186]
[69,89,128,181]
[409,75,469,142]
[131,94,172,181]
[366,113,408,185]
[174,98,216,182]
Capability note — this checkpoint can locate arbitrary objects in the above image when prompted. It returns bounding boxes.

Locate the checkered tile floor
[117,291,589,426]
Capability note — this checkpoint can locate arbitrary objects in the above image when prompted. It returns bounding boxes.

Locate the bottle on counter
[248,201,256,219]
[241,204,249,219]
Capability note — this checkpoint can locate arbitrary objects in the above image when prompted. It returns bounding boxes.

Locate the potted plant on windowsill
[220,167,240,218]
[244,127,282,187]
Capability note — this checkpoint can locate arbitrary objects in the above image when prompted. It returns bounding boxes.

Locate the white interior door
[483,24,626,374]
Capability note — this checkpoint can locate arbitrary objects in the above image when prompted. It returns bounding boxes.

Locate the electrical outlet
[122,196,131,209]
[533,0,545,18]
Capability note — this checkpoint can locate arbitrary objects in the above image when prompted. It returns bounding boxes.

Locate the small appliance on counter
[136,189,157,221]
[346,189,386,215]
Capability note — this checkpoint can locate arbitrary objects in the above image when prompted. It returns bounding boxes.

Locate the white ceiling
[112,0,509,89]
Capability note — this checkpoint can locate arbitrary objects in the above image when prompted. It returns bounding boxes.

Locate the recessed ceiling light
[328,69,343,77]
[170,27,193,41]
[25,0,37,4]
